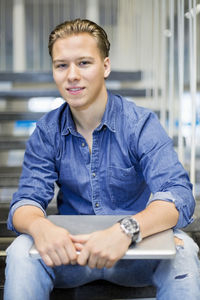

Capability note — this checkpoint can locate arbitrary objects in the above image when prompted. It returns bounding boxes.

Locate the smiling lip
[66,87,85,95]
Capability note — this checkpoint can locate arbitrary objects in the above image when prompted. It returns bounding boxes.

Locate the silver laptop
[29,215,176,260]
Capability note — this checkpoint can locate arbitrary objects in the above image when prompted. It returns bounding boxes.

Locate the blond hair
[48,18,110,59]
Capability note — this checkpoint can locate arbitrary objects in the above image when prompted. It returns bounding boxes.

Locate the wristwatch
[118,216,142,243]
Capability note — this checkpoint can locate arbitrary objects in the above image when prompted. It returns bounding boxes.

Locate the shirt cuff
[147,191,176,205]
[7,199,46,234]
[146,191,193,229]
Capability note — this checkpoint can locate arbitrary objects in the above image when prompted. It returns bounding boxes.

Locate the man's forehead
[52,34,101,60]
[54,33,97,47]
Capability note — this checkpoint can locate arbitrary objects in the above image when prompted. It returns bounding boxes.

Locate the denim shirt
[8,91,195,232]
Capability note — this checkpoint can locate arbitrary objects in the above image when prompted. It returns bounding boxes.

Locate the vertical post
[152,0,159,109]
[177,0,185,164]
[0,1,6,71]
[189,0,197,192]
[168,0,174,138]
[42,1,50,71]
[86,0,99,23]
[33,0,40,71]
[160,0,167,129]
[13,0,26,71]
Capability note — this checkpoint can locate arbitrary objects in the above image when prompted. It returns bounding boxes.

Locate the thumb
[70,234,90,244]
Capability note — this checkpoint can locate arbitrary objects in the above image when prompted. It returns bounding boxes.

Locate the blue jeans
[4,230,200,300]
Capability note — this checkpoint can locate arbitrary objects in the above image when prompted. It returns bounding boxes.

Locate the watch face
[120,217,140,242]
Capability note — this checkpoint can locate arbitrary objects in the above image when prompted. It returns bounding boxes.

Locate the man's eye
[79,61,90,66]
[56,64,67,69]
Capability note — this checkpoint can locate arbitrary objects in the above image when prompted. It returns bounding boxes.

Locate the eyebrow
[53,56,95,64]
[53,59,66,65]
[78,56,94,61]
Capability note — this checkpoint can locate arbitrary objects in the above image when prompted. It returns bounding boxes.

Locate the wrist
[29,216,50,237]
[115,223,132,246]
[118,216,142,244]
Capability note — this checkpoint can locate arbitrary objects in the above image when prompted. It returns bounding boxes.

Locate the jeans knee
[155,230,200,284]
[4,235,55,300]
[174,230,199,257]
[6,234,33,261]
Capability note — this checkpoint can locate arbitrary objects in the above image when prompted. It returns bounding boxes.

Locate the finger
[64,241,78,264]
[70,234,91,244]
[96,258,107,269]
[56,247,70,265]
[48,250,62,266]
[74,242,84,252]
[87,254,98,269]
[105,260,116,269]
[77,248,90,266]
[41,254,54,267]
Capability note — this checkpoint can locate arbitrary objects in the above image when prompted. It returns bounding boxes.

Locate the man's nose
[67,64,80,82]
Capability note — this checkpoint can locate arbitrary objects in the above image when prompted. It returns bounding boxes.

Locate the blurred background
[0,0,199,216]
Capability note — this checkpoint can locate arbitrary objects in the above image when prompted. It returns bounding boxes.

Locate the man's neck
[71,95,108,134]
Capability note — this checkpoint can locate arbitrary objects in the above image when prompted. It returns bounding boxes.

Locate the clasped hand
[70,223,131,269]
[34,220,131,269]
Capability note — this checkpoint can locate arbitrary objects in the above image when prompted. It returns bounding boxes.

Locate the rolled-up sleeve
[147,191,194,228]
[7,120,58,232]
[7,199,46,234]
[133,112,195,229]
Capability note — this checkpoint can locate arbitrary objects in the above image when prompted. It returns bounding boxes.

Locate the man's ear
[104,57,111,79]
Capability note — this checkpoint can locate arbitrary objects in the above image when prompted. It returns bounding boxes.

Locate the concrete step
[0,71,143,83]
[0,136,27,150]
[0,237,15,257]
[0,111,44,121]
[0,167,22,187]
[0,88,155,99]
[50,281,156,300]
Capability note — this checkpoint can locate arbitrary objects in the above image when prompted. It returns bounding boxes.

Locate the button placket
[90,132,102,213]
[79,138,90,165]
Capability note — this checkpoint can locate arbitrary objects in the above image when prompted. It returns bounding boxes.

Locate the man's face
[52,33,110,111]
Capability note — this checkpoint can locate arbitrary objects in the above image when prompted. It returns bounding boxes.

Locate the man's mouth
[67,87,85,94]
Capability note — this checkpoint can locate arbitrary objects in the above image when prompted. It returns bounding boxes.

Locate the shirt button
[92,172,96,177]
[95,202,100,208]
[81,142,85,147]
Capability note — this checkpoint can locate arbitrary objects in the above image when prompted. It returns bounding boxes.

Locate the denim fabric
[4,231,200,300]
[7,91,195,232]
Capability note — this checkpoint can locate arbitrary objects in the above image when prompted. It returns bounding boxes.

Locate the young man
[4,19,200,299]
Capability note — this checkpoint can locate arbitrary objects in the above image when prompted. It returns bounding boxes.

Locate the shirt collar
[61,90,117,135]
[61,105,77,136]
[96,91,116,133]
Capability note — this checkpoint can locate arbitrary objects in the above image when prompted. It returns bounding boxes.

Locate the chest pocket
[108,165,143,208]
